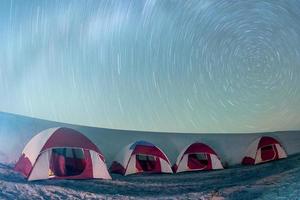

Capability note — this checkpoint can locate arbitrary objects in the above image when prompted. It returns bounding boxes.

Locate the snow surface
[1,154,300,199]
[1,112,300,199]
[1,112,300,166]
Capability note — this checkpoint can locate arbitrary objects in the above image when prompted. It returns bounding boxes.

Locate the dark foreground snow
[1,154,300,200]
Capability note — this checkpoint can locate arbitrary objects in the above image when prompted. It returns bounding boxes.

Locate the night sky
[0,0,300,133]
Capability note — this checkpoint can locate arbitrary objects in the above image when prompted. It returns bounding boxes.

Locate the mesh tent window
[188,153,209,166]
[50,148,86,177]
[261,145,274,152]
[136,154,157,171]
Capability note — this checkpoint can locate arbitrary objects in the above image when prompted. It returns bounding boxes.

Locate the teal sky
[0,0,300,133]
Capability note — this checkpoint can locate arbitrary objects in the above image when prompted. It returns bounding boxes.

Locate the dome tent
[110,140,172,175]
[173,142,223,173]
[242,136,287,165]
[14,127,111,181]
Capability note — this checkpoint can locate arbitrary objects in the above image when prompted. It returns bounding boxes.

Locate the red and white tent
[110,141,172,175]
[14,127,111,181]
[242,136,287,165]
[173,142,223,173]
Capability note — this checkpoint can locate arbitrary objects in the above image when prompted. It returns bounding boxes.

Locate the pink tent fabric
[14,127,111,181]
[110,141,173,175]
[173,142,223,173]
[242,136,287,165]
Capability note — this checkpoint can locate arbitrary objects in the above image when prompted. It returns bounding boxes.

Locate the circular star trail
[0,0,299,133]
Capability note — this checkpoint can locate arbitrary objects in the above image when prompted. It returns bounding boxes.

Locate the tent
[242,136,287,165]
[173,142,223,173]
[110,141,173,175]
[14,127,111,181]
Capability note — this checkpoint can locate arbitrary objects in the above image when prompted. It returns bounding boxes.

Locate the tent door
[260,145,276,162]
[49,148,87,177]
[136,154,157,172]
[188,153,208,170]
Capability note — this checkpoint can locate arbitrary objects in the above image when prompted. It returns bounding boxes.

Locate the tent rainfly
[173,142,223,173]
[242,136,287,165]
[110,141,173,175]
[14,127,111,181]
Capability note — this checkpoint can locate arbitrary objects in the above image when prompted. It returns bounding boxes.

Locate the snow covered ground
[1,154,300,199]
[1,112,300,166]
[1,112,300,199]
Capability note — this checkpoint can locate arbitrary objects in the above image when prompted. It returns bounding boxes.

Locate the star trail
[0,0,300,133]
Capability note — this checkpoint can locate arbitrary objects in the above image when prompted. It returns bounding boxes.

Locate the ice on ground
[1,154,300,200]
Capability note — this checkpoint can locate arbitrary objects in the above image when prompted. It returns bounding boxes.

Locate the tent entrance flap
[188,153,208,169]
[260,145,276,161]
[49,148,86,177]
[136,154,157,171]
